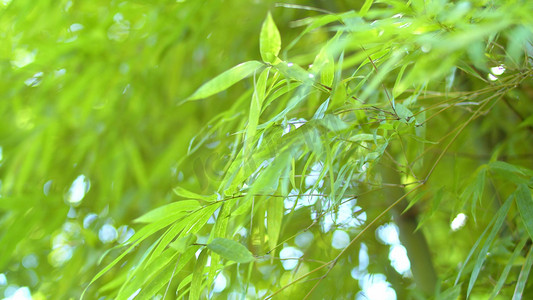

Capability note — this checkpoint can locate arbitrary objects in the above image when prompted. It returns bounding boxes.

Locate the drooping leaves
[467,195,513,297]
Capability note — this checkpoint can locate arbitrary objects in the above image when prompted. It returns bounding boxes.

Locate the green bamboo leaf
[359,0,374,16]
[267,197,284,255]
[81,242,139,299]
[515,184,533,240]
[137,246,199,299]
[312,98,330,120]
[317,114,349,132]
[169,234,196,253]
[274,61,314,84]
[173,186,217,202]
[260,12,281,64]
[207,238,254,263]
[177,274,193,294]
[245,68,269,153]
[393,64,408,97]
[394,103,414,123]
[190,249,208,300]
[311,37,339,87]
[349,133,383,143]
[187,61,265,101]
[134,200,201,223]
[489,236,528,299]
[467,195,512,297]
[116,248,179,300]
[489,161,528,184]
[513,244,533,300]
[82,211,186,299]
[150,218,192,260]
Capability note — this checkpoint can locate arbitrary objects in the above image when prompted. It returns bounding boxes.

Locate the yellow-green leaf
[173,186,217,202]
[187,61,264,101]
[134,200,201,223]
[267,197,284,255]
[359,0,374,16]
[169,234,196,253]
[260,12,281,64]
[190,249,208,300]
[245,68,269,153]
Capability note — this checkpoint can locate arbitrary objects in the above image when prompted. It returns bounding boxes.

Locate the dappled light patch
[279,246,303,270]
[451,213,467,231]
[65,175,90,207]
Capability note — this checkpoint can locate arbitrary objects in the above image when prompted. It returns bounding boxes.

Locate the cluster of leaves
[2,0,533,299]
[86,1,533,298]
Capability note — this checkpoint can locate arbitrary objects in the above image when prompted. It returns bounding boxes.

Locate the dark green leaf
[513,244,533,300]
[515,184,533,240]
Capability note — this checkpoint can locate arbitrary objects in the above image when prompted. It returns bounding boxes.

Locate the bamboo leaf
[359,0,374,16]
[312,98,330,120]
[116,248,179,300]
[260,12,281,64]
[467,195,512,297]
[190,249,208,300]
[512,244,533,300]
[207,238,254,263]
[136,246,199,299]
[173,186,217,202]
[177,274,193,294]
[267,197,284,255]
[274,61,314,84]
[394,103,414,123]
[170,234,196,253]
[349,133,383,143]
[245,68,269,153]
[515,184,533,240]
[187,61,265,101]
[489,161,528,184]
[489,236,528,299]
[134,200,201,223]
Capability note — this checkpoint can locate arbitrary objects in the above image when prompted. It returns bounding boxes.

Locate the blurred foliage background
[1,0,303,297]
[1,0,533,299]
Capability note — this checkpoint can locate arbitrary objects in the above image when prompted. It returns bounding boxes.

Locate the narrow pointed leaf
[512,244,533,300]
[173,186,217,202]
[190,249,208,300]
[245,68,269,152]
[170,234,196,253]
[359,0,374,16]
[134,200,200,223]
[515,184,533,240]
[187,61,264,101]
[267,197,284,254]
[260,12,281,63]
[207,238,254,263]
[489,236,528,299]
[467,195,512,297]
